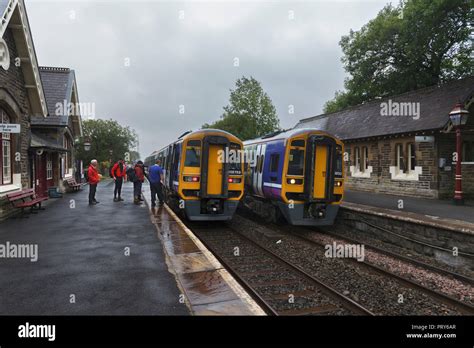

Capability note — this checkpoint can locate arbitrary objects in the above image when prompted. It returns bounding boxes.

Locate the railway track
[188,222,374,316]
[312,227,474,285]
[285,229,474,315]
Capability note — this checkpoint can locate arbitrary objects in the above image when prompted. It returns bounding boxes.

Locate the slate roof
[295,76,474,141]
[30,115,69,127]
[39,66,75,117]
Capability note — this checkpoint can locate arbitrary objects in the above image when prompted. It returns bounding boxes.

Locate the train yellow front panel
[313,145,328,199]
[207,144,224,195]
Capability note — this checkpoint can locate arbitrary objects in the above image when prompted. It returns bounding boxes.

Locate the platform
[344,189,474,229]
[0,180,189,315]
[142,183,266,315]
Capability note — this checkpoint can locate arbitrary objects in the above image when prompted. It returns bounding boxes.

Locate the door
[35,153,47,197]
[313,145,328,199]
[207,144,224,195]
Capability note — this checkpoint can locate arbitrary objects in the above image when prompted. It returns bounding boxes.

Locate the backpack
[126,166,136,182]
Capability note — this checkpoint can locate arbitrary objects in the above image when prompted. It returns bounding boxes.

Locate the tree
[324,0,473,113]
[203,76,280,140]
[76,119,138,172]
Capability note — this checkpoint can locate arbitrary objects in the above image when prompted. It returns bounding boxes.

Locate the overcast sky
[26,0,388,157]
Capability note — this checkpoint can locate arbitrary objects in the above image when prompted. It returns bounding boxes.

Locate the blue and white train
[243,128,345,225]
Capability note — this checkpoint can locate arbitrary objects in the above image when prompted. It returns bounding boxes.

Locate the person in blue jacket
[148,159,164,207]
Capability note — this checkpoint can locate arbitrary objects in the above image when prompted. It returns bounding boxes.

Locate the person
[148,159,164,207]
[133,161,145,205]
[88,159,101,205]
[111,159,126,202]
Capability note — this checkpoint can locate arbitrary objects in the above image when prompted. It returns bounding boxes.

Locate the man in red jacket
[112,159,126,202]
[88,159,101,205]
[134,161,145,204]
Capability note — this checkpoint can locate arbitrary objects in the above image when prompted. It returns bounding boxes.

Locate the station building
[0,0,83,219]
[296,76,474,200]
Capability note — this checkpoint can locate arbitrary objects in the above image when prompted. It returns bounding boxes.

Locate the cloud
[26,0,386,157]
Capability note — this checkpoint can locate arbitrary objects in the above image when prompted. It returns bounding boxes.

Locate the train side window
[184,140,201,167]
[287,149,304,176]
[269,154,279,172]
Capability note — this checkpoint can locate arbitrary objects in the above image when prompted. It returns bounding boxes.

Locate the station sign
[415,135,434,143]
[0,124,21,133]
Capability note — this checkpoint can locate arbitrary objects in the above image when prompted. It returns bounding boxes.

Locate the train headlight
[335,181,343,187]
[228,177,241,183]
[184,176,200,182]
[287,178,303,185]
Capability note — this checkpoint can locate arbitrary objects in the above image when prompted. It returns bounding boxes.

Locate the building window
[63,135,72,172]
[395,144,406,172]
[354,147,361,171]
[463,141,474,162]
[361,146,369,172]
[1,109,12,185]
[407,143,416,171]
[46,153,53,180]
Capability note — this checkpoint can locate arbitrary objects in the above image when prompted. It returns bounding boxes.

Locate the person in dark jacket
[88,159,101,205]
[148,159,164,207]
[134,161,145,204]
[112,159,126,202]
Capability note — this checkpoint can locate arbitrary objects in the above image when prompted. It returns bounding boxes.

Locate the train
[144,129,244,221]
[242,128,344,226]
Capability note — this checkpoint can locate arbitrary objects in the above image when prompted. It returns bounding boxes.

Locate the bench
[6,189,49,217]
[64,177,82,192]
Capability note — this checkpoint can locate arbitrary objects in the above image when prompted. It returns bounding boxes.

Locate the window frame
[395,143,406,172]
[1,109,13,185]
[407,143,416,172]
[46,153,53,180]
[354,146,361,171]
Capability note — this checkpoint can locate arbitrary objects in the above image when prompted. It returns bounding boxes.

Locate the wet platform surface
[142,184,265,315]
[0,180,189,315]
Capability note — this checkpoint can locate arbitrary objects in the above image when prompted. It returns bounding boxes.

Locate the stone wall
[345,136,438,198]
[0,28,33,220]
[331,207,474,273]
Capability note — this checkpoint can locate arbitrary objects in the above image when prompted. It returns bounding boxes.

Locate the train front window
[185,140,201,167]
[229,143,242,175]
[287,148,304,176]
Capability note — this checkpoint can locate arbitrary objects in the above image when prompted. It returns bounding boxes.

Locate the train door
[207,144,223,195]
[252,143,266,197]
[313,145,328,199]
[200,136,229,198]
[305,135,336,202]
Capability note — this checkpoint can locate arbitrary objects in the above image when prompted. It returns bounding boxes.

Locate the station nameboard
[415,135,434,143]
[0,124,21,133]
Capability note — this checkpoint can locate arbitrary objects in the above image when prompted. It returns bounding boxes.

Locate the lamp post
[449,103,469,205]
[83,137,91,152]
